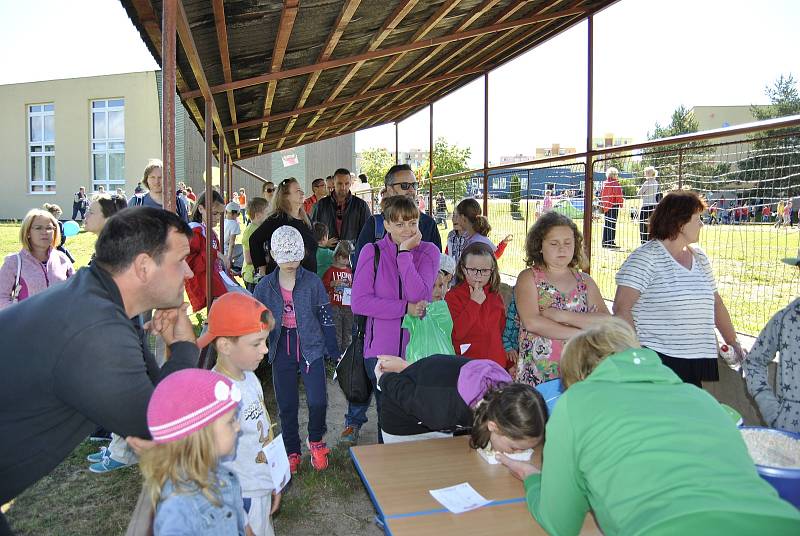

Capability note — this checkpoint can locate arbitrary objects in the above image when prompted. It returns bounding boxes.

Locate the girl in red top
[186,190,229,312]
[445,242,507,368]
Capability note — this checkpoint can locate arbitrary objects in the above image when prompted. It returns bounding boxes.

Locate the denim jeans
[272,327,328,454]
[343,357,382,442]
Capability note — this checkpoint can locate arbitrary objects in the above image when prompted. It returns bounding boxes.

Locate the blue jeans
[344,357,382,441]
[272,327,328,455]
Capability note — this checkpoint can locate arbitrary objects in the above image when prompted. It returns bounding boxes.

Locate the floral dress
[516,266,594,386]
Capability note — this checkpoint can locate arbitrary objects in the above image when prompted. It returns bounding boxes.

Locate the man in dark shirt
[311,168,371,242]
[0,208,199,534]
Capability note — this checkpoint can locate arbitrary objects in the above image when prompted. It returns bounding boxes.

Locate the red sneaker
[288,453,302,474]
[306,438,330,471]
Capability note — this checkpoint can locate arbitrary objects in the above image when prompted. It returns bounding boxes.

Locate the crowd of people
[0,158,798,536]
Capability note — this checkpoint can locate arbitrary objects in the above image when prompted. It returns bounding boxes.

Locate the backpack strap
[10,253,22,302]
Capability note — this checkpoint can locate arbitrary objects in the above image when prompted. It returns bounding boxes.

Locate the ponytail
[456,198,491,236]
[472,215,491,236]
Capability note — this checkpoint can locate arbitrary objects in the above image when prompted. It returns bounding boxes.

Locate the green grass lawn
[436,199,799,336]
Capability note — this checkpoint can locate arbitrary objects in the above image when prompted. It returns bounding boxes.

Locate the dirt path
[273,374,384,536]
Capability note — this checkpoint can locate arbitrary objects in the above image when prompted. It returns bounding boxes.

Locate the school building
[0,71,355,219]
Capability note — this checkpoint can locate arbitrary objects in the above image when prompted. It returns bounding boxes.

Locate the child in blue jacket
[253,225,340,474]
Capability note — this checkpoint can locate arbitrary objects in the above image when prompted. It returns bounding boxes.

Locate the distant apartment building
[688,105,766,164]
[534,144,577,158]
[499,153,535,164]
[591,133,633,150]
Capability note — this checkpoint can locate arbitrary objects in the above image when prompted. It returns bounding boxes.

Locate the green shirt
[316,247,334,279]
[241,222,258,284]
[524,348,800,536]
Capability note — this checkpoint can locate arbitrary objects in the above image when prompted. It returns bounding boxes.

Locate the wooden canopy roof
[121,0,616,161]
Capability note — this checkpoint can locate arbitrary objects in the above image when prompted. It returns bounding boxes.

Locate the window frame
[27,103,56,194]
[90,98,125,193]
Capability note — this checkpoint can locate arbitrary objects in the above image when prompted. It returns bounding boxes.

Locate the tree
[421,137,472,201]
[642,105,728,192]
[358,147,395,188]
[737,74,800,201]
[510,174,522,219]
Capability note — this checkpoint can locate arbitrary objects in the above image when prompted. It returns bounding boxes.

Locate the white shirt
[615,240,718,360]
[217,370,275,497]
[223,218,241,255]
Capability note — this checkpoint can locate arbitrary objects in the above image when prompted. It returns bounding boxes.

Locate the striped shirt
[616,240,717,360]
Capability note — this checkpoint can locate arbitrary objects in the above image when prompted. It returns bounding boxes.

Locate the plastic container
[534,378,562,414]
[740,426,800,508]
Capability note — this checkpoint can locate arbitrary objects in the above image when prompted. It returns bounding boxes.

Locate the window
[28,103,55,193]
[91,98,125,192]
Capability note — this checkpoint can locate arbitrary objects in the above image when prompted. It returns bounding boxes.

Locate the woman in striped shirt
[613,190,743,387]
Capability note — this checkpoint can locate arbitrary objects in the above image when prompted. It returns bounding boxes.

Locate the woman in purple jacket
[351,195,440,436]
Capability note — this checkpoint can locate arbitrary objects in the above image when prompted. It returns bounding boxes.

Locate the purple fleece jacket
[351,233,440,359]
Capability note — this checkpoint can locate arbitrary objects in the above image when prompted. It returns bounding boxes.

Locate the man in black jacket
[311,168,370,242]
[0,208,199,534]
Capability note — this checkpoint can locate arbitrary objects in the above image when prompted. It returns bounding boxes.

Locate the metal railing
[410,115,800,336]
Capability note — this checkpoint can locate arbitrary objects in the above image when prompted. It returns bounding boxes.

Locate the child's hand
[270,491,281,514]
[407,300,427,317]
[469,284,486,305]
[497,454,540,481]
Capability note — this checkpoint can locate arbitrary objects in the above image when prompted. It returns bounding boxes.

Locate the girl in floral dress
[514,213,610,386]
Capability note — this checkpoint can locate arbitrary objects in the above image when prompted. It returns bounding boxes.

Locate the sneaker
[339,425,360,445]
[288,453,302,475]
[86,446,109,463]
[306,439,330,471]
[89,456,134,474]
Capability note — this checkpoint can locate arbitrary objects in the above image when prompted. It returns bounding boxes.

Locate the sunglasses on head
[392,181,418,191]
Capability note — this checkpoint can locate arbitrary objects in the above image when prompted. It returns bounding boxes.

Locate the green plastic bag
[402,300,455,364]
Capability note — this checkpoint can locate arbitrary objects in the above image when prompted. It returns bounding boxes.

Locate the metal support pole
[582,15,594,273]
[205,100,214,311]
[395,122,399,165]
[429,105,434,213]
[219,144,226,261]
[483,73,489,216]
[161,0,177,212]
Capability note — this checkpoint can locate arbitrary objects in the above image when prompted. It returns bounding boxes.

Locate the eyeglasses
[391,181,418,191]
[265,188,275,193]
[463,267,493,277]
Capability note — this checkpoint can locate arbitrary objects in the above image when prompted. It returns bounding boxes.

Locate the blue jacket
[253,266,340,366]
[154,466,246,536]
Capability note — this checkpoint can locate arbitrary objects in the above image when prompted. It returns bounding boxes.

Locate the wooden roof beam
[225,66,483,132]
[128,0,206,144]
[296,0,421,142]
[257,0,300,154]
[180,5,587,99]
[234,100,428,151]
[406,0,583,108]
[329,0,462,126]
[368,0,530,114]
[277,0,362,149]
[175,0,229,156]
[211,0,241,159]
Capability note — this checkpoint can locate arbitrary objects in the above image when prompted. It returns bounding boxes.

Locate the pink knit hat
[147,369,242,444]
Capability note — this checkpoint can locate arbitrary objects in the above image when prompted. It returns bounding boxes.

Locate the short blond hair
[139,424,222,508]
[605,167,619,178]
[560,318,639,389]
[20,209,61,251]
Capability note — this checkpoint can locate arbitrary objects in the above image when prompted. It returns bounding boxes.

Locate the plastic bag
[402,300,455,364]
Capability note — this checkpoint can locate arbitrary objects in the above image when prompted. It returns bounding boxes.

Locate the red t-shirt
[444,282,507,368]
[322,266,352,307]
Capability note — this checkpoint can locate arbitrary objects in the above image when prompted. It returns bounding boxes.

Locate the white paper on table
[262,433,291,493]
[429,482,490,514]
[342,287,352,306]
[459,343,471,354]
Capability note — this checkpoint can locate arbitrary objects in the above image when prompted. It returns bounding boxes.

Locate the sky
[2,0,797,169]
